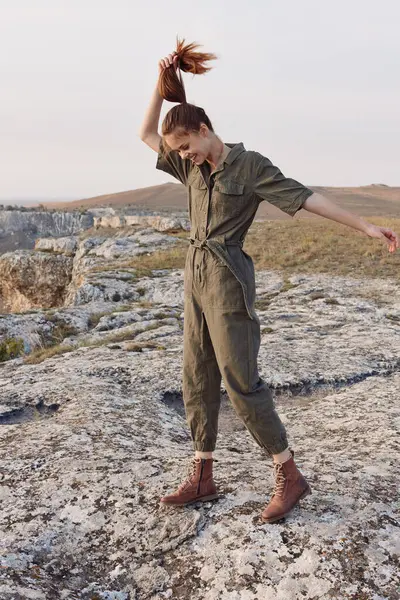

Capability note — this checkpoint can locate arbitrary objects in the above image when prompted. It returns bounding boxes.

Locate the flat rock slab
[0,269,399,598]
[0,332,398,598]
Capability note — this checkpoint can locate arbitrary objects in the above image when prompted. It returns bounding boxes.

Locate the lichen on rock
[0,224,399,599]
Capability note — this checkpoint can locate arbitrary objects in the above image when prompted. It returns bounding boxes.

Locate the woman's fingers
[384,229,399,251]
[159,52,178,73]
[368,225,399,252]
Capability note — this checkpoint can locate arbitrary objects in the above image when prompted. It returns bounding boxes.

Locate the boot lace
[272,462,286,497]
[177,458,198,492]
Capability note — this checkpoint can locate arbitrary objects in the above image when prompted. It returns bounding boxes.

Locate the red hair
[158,38,217,141]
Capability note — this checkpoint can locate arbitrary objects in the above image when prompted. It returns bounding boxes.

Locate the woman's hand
[364,223,399,253]
[158,51,179,75]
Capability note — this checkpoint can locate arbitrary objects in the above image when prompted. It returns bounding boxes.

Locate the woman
[139,39,399,523]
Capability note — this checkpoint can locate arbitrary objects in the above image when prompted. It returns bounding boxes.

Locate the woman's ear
[199,122,210,138]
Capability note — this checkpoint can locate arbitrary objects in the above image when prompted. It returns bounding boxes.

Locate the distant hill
[43,183,187,211]
[41,182,400,220]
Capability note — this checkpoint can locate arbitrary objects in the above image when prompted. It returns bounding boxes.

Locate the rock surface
[0,260,399,598]
[93,214,190,232]
[0,208,189,254]
[0,251,73,313]
[0,228,184,317]
[63,229,182,308]
[0,209,94,253]
[0,210,93,237]
[35,237,79,256]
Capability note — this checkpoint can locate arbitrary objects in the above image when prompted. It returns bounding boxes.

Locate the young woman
[139,39,399,523]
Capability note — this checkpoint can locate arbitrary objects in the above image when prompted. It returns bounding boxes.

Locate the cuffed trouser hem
[193,441,216,452]
[260,438,290,457]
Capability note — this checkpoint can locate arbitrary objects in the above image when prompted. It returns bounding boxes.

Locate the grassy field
[116,216,400,281]
[244,216,400,279]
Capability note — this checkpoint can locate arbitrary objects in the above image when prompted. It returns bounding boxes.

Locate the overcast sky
[1,0,399,202]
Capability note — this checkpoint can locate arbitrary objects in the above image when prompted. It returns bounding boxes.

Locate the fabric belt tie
[189,238,243,249]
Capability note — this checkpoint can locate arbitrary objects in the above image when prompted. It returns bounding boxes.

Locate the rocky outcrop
[0,251,73,312]
[0,209,190,254]
[63,229,182,307]
[0,209,94,254]
[93,214,123,228]
[0,217,399,596]
[34,236,79,256]
[0,209,93,237]
[0,226,188,355]
[94,214,190,232]
[0,267,398,597]
[0,228,183,316]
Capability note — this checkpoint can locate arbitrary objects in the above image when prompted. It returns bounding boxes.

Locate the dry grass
[89,243,187,278]
[244,216,400,280]
[87,311,112,329]
[123,341,166,352]
[133,300,154,308]
[24,323,163,364]
[102,324,160,344]
[120,243,187,273]
[24,344,75,364]
[168,230,191,240]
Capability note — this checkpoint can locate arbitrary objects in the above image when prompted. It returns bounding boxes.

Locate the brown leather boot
[261,450,311,523]
[160,457,219,506]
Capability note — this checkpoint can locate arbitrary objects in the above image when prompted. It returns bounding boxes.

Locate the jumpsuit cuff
[286,187,314,217]
[262,437,290,457]
[193,441,216,452]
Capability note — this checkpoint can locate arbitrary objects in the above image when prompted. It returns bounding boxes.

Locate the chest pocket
[212,179,246,220]
[187,170,208,190]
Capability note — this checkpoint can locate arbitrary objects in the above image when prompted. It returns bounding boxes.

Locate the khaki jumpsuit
[156,141,314,454]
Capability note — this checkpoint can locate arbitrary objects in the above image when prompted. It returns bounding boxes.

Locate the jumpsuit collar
[206,142,246,180]
[224,142,246,165]
[210,143,232,176]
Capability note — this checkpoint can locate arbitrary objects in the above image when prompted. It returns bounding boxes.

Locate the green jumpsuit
[156,141,314,454]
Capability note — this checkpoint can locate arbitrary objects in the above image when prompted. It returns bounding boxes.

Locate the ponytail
[158,37,217,103]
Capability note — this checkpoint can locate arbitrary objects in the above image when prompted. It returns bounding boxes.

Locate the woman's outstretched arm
[138,52,178,153]
[303,192,399,253]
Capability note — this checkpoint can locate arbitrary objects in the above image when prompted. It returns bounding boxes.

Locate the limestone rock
[0,251,73,312]
[35,236,79,256]
[0,227,399,598]
[93,214,125,228]
[0,326,398,598]
[124,215,190,232]
[63,230,182,307]
[93,214,190,232]
[0,209,93,236]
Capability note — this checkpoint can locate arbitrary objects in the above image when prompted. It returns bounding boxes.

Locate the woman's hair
[158,38,217,139]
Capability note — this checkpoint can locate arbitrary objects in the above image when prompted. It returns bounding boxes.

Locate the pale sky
[1,0,399,202]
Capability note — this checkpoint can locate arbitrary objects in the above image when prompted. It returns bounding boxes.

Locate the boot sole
[160,493,219,507]
[261,486,312,524]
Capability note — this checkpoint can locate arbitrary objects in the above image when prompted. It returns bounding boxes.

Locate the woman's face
[164,124,211,166]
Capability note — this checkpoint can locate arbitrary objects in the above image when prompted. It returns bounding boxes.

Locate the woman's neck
[206,135,225,171]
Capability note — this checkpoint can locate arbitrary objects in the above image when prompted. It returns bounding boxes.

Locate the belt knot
[189,237,244,249]
[189,238,208,249]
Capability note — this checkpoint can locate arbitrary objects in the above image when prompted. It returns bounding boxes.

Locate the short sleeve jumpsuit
[156,141,314,454]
